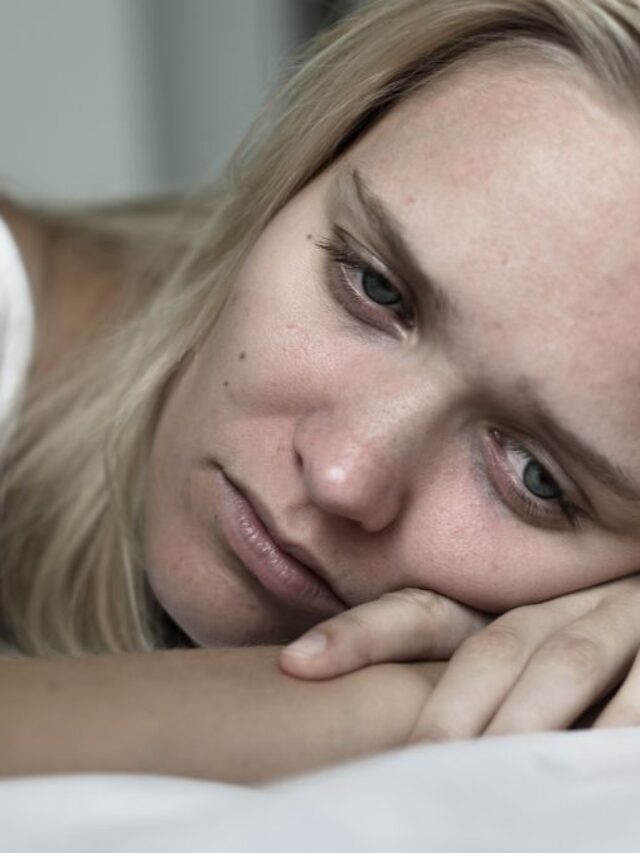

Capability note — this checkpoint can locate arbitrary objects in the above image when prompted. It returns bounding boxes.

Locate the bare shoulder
[0,196,128,382]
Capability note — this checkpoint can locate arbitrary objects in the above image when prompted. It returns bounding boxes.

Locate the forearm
[0,647,437,783]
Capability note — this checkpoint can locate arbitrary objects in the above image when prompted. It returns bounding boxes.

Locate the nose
[292,388,445,533]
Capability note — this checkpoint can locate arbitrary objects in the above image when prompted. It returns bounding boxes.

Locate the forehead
[340,56,640,455]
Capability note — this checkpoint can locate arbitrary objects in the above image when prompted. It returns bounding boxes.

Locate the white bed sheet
[2,727,640,852]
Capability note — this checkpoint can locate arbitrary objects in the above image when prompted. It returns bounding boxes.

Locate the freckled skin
[143,58,640,647]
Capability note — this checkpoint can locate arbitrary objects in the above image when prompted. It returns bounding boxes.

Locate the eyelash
[314,228,579,532]
[485,429,580,530]
[315,230,415,329]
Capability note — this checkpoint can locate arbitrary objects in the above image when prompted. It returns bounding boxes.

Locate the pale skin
[277,60,640,737]
[146,56,640,732]
[2,55,640,782]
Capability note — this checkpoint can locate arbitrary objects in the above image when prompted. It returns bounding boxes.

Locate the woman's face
[144,58,640,647]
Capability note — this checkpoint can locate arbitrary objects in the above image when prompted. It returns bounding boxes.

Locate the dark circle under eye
[362,267,402,307]
[523,460,561,500]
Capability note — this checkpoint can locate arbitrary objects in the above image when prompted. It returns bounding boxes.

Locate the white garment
[0,216,34,437]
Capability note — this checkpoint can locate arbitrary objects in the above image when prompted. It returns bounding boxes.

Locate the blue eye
[362,268,403,308]
[316,231,414,329]
[486,429,579,530]
[523,460,562,500]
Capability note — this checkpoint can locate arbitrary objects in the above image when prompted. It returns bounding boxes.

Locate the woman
[2,0,640,781]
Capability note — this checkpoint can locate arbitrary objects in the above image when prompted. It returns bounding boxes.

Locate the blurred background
[0,0,362,203]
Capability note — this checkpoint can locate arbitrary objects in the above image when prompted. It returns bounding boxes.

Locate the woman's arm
[0,647,443,783]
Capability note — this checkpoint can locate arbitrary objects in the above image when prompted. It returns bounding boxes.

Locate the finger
[408,588,611,743]
[485,596,640,735]
[593,649,640,729]
[279,588,488,680]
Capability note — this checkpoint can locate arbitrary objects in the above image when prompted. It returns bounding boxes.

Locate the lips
[214,467,346,614]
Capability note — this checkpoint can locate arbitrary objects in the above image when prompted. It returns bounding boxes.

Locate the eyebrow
[528,402,640,504]
[330,167,457,321]
[329,168,640,506]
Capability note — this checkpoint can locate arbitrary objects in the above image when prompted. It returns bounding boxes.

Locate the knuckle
[338,608,374,638]
[329,610,377,663]
[419,719,461,744]
[382,587,445,621]
[541,631,603,681]
[460,624,524,666]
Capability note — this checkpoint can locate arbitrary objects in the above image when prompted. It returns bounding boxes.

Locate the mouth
[213,467,346,614]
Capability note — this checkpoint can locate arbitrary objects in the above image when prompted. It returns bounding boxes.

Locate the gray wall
[0,1,157,202]
[0,1,354,203]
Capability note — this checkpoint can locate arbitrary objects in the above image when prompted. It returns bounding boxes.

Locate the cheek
[402,508,557,612]
[398,466,517,610]
[396,453,638,612]
[196,263,347,421]
[404,500,640,613]
[143,381,320,646]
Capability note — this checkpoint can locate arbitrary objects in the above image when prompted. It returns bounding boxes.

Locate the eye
[484,429,580,530]
[522,459,562,500]
[316,230,414,329]
[361,268,403,309]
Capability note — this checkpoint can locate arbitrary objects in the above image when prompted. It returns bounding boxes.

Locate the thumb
[280,587,490,680]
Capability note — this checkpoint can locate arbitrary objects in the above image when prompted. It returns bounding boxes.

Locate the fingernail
[284,632,327,658]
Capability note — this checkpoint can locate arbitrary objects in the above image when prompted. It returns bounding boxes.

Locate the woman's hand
[280,576,640,740]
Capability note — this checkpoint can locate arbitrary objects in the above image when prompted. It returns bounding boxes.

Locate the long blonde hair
[2,0,640,656]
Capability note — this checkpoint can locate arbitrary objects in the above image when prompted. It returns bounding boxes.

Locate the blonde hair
[2,0,640,656]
